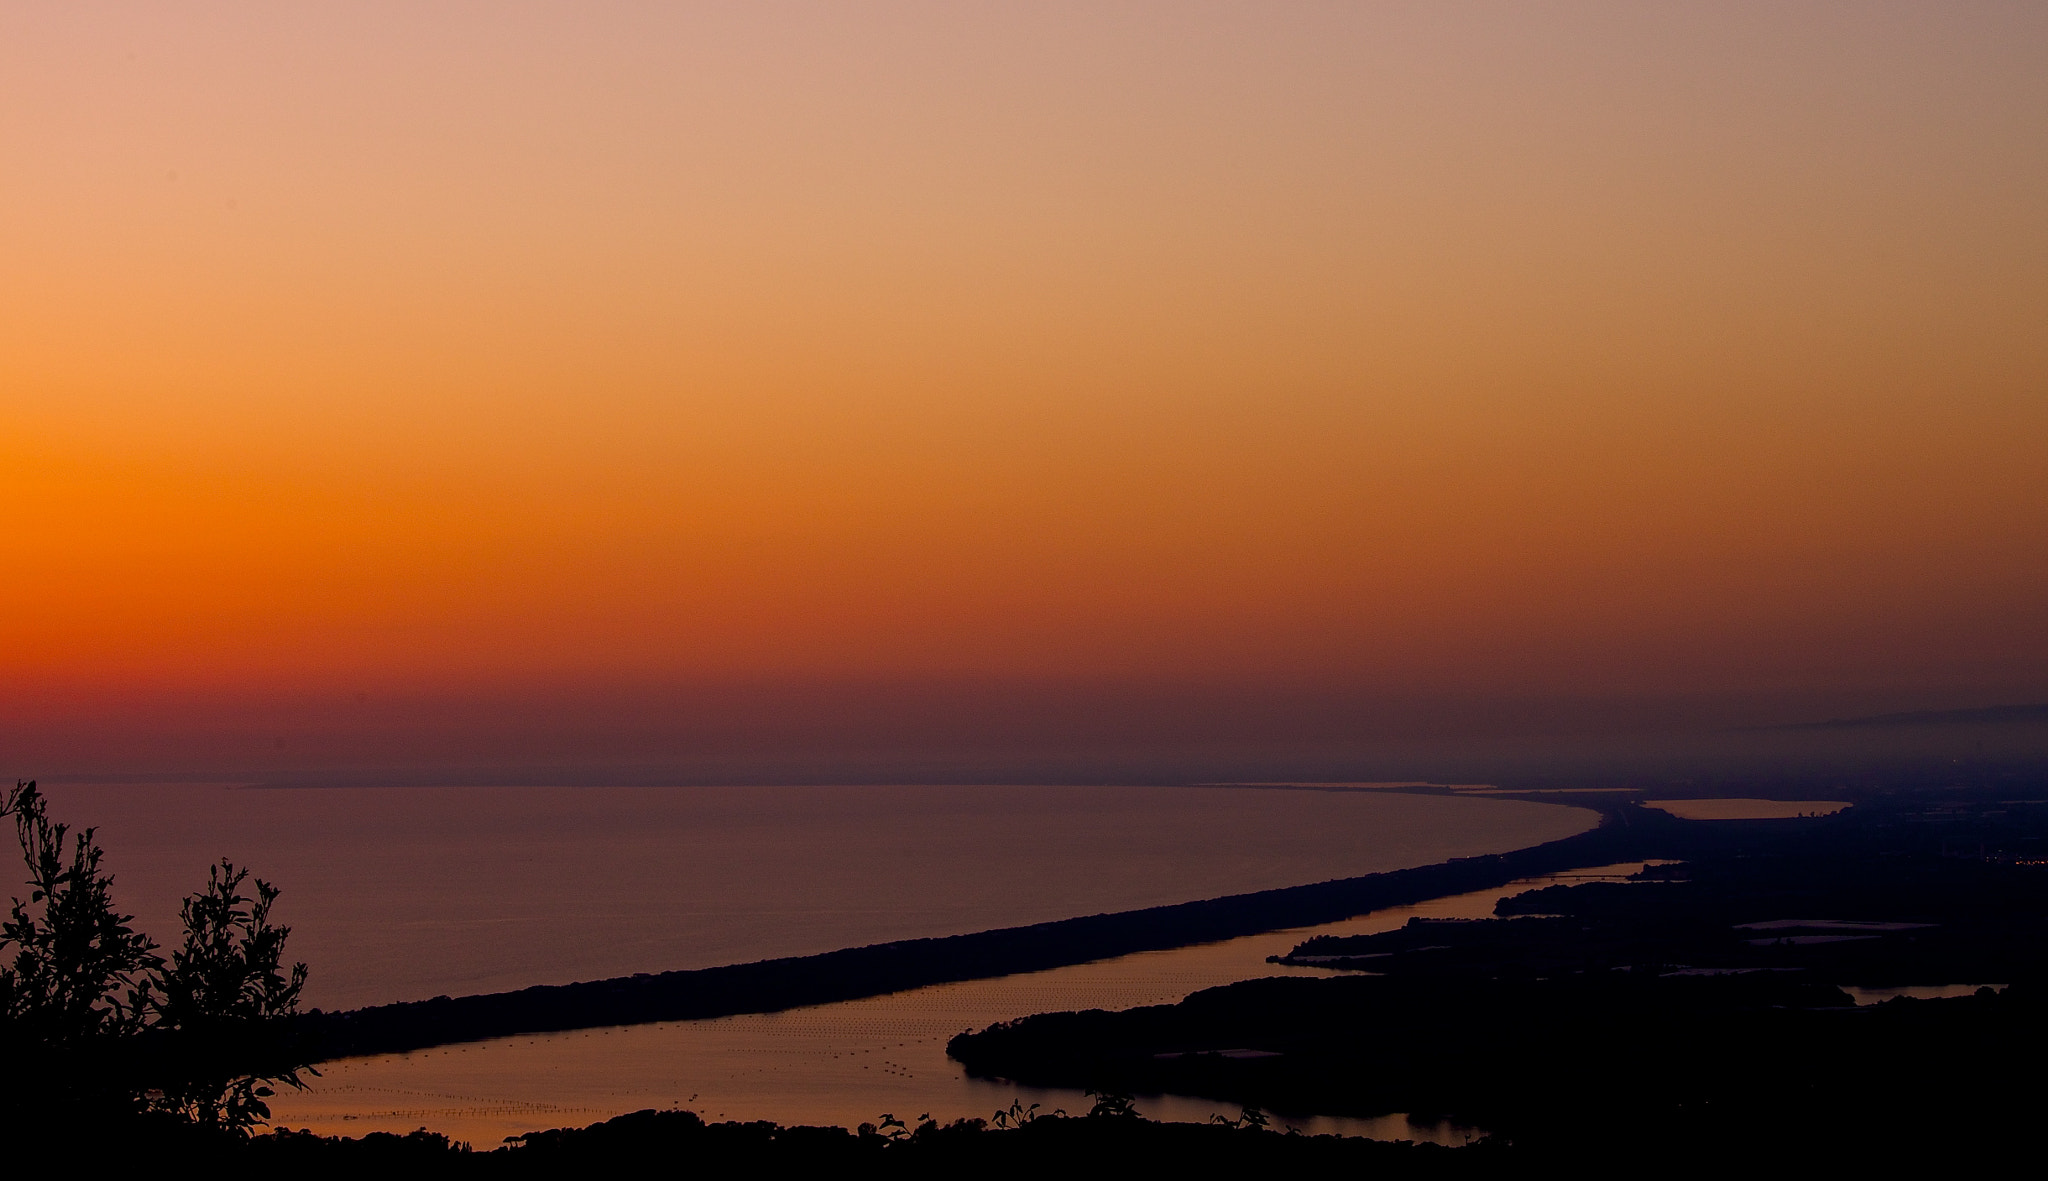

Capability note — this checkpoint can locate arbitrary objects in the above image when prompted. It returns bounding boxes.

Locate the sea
[41,782,1593,1009]
[36,782,1596,1140]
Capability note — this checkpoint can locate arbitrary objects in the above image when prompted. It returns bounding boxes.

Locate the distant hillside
[1770,704,2048,731]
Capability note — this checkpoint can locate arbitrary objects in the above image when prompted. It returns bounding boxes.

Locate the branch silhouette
[0,781,312,1138]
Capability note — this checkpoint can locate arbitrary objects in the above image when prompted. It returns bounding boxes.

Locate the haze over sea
[44,783,1590,1011]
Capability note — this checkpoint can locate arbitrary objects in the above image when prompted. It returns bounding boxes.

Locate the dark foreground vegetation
[0,781,311,1142]
[89,1089,2024,1175]
[188,1107,1502,1177]
[949,785,2048,1163]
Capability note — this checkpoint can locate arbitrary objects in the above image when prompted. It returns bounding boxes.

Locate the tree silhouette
[1,780,160,1124]
[146,859,312,1130]
[0,780,312,1136]
[1085,1089,1140,1120]
[1,781,158,1043]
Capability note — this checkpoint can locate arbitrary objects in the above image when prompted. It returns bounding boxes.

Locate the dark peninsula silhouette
[303,811,1679,1060]
[947,787,2048,1165]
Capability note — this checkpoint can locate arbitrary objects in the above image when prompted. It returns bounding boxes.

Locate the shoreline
[304,800,1721,1061]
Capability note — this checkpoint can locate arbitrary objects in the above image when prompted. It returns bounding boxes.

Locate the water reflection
[1842,983,2003,1005]
[1644,799,1849,820]
[45,782,1590,1009]
[273,862,1661,1146]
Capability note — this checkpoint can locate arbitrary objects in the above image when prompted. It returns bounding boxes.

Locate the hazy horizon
[15,681,2047,786]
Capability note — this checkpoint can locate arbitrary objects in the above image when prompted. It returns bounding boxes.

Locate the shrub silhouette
[0,780,312,1136]
[1085,1089,1140,1120]
[1,783,156,1035]
[146,859,313,1130]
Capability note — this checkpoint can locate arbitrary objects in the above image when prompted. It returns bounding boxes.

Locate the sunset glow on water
[48,782,1590,1009]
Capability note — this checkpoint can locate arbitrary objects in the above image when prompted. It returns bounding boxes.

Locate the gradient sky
[4,3,2045,776]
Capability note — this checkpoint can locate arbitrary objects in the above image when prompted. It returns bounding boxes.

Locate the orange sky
[4,4,2045,775]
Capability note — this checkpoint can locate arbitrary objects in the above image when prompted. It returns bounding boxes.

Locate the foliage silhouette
[1085,1089,1140,1120]
[1211,1104,1269,1130]
[0,780,311,1137]
[1,780,157,1045]
[147,859,313,1130]
[991,1098,1056,1128]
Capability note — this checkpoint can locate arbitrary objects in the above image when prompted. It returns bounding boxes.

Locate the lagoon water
[42,783,1591,1010]
[266,862,1653,1146]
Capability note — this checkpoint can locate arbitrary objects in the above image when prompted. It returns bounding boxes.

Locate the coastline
[304,799,1683,1061]
[52,780,1586,1010]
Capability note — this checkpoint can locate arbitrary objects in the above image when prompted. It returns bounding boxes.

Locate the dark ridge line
[301,808,1751,1062]
[1757,704,2048,732]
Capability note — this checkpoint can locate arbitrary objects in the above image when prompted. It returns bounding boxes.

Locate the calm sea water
[40,783,1592,1010]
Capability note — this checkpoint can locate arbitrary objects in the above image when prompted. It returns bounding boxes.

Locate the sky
[4,3,2046,779]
